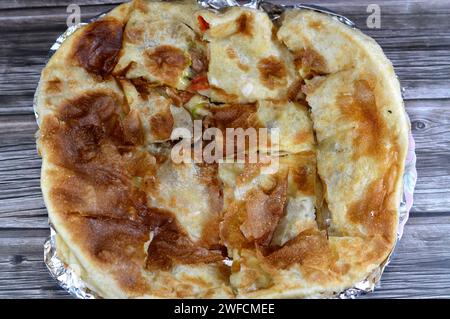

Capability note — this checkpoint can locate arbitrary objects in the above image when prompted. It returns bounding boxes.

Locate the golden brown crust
[144,45,189,88]
[36,2,408,298]
[257,56,288,90]
[294,48,327,75]
[235,12,254,37]
[73,18,124,77]
[264,229,333,270]
[59,213,151,295]
[347,156,399,240]
[240,174,288,246]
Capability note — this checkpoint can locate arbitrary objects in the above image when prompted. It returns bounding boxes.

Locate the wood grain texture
[0,0,449,299]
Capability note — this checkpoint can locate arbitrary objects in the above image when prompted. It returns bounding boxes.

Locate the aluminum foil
[39,0,418,299]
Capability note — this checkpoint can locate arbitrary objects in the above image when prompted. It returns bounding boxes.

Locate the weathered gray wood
[0,0,449,299]
[0,228,70,299]
[363,216,450,299]
[407,99,450,214]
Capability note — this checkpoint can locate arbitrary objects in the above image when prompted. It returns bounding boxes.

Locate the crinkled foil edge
[38,0,418,299]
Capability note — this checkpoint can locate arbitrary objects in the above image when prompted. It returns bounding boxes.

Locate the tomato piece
[197,16,210,32]
[188,75,209,91]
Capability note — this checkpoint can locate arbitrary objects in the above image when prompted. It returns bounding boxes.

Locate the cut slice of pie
[114,1,207,90]
[196,7,299,103]
[194,100,315,155]
[119,79,193,143]
[219,153,320,248]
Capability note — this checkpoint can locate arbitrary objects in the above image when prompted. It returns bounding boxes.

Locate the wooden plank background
[0,0,449,299]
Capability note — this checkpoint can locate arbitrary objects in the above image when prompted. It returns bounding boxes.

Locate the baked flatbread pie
[36,0,409,298]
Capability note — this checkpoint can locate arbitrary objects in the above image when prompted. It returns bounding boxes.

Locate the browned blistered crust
[144,45,189,87]
[73,18,124,78]
[40,89,226,296]
[294,48,327,75]
[257,56,288,90]
[235,12,253,36]
[36,1,408,298]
